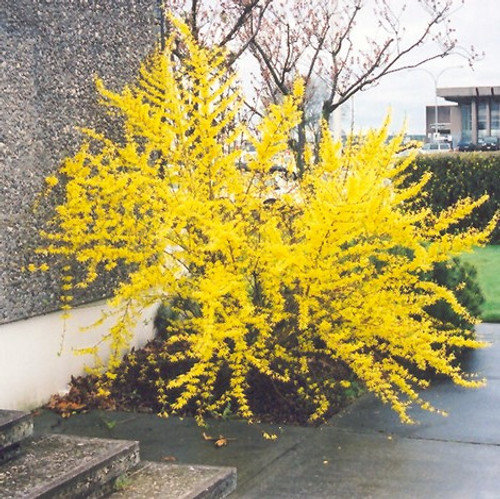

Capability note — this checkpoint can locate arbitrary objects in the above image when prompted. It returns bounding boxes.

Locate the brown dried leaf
[214,437,228,448]
[202,432,235,447]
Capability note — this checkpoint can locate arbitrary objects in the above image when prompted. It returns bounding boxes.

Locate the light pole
[416,66,463,141]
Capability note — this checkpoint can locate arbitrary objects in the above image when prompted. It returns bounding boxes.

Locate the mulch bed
[45,337,362,425]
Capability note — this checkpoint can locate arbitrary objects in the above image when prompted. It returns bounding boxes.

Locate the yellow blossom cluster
[38,17,495,424]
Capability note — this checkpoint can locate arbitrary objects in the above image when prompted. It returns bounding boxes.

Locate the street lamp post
[416,66,463,142]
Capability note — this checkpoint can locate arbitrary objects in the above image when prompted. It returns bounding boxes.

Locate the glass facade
[477,101,488,139]
[491,101,500,138]
[461,104,472,141]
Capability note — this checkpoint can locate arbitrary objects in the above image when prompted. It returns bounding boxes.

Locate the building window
[461,104,472,141]
[478,101,488,138]
[438,106,451,123]
[491,101,500,138]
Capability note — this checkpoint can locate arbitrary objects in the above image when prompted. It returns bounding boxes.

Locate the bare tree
[160,1,480,174]
[243,0,480,173]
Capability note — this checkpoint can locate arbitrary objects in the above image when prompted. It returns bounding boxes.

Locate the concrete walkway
[34,323,500,498]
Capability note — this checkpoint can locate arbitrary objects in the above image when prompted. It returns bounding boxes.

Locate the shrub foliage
[403,152,500,243]
[38,19,496,424]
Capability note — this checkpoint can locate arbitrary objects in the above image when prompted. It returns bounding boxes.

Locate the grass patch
[460,245,500,322]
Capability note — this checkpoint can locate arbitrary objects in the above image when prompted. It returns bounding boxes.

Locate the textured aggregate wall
[0,1,158,324]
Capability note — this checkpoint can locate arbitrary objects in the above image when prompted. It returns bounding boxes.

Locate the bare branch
[161,0,478,163]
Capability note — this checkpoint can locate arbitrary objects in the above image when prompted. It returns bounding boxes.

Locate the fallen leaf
[214,437,228,448]
[202,432,235,447]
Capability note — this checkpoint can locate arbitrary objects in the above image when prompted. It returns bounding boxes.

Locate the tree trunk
[295,116,307,178]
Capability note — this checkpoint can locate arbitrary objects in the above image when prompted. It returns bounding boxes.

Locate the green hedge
[402,152,500,243]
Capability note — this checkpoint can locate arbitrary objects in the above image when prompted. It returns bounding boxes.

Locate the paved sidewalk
[34,323,500,498]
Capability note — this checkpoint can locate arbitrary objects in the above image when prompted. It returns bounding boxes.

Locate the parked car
[456,140,477,152]
[477,136,500,151]
[419,142,452,154]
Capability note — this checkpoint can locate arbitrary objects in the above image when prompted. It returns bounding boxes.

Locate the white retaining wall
[0,301,157,411]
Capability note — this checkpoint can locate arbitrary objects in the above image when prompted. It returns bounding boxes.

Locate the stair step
[0,434,139,498]
[0,411,33,464]
[109,461,237,499]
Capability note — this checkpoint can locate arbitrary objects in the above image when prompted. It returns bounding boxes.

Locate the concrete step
[0,434,139,498]
[109,461,237,499]
[0,410,33,464]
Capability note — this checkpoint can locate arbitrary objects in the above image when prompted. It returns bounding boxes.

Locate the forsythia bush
[39,18,497,424]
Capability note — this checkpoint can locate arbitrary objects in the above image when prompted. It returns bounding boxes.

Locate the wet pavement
[34,323,500,498]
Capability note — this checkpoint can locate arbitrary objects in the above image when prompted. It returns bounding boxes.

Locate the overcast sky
[352,0,500,134]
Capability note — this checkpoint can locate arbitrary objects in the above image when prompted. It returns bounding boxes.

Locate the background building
[435,86,500,144]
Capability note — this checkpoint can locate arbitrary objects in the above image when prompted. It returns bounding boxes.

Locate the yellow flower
[262,432,278,440]
[45,176,59,187]
[97,387,111,398]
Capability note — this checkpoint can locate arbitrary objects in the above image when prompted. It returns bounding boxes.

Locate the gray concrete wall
[0,1,158,324]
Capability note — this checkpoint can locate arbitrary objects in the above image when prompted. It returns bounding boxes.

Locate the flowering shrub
[38,18,496,424]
